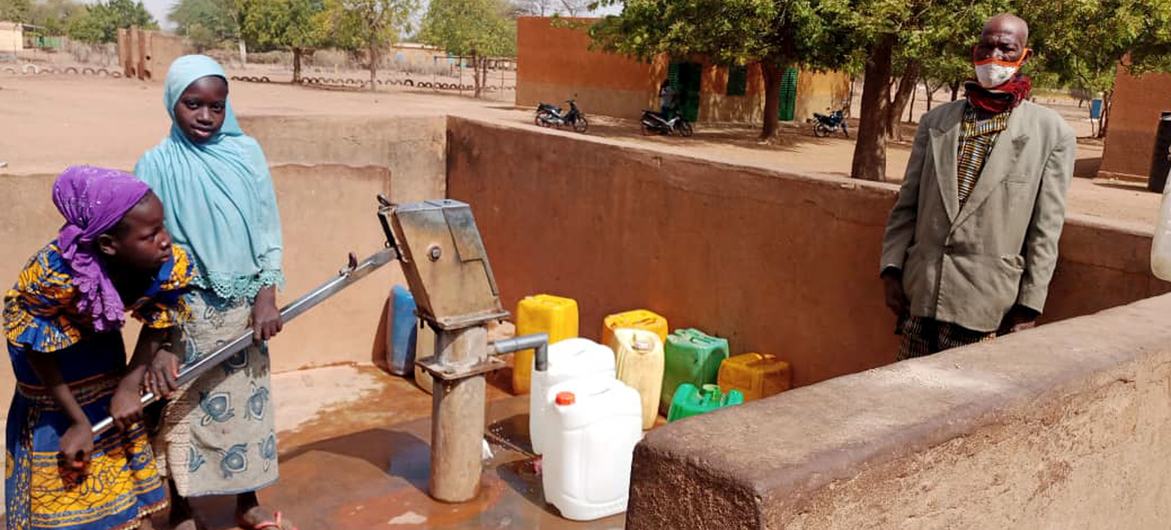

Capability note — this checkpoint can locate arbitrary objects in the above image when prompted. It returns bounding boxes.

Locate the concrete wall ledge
[629,293,1171,529]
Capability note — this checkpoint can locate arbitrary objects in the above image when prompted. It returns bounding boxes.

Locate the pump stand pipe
[424,331,548,503]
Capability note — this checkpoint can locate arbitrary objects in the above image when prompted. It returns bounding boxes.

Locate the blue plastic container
[388,285,418,376]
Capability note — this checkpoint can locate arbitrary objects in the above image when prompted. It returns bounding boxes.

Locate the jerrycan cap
[555,391,576,406]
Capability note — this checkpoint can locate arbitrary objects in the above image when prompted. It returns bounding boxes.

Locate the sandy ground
[0,73,1162,528]
[2,74,1160,228]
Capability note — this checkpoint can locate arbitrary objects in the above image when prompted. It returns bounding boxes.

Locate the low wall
[240,114,447,203]
[445,117,1170,388]
[0,164,406,413]
[627,293,1171,529]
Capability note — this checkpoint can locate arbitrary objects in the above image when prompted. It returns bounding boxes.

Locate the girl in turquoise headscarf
[135,55,296,530]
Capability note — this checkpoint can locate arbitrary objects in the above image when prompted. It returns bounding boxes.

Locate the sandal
[237,511,298,530]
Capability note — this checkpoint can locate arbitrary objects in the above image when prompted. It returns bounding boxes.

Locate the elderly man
[880,13,1075,359]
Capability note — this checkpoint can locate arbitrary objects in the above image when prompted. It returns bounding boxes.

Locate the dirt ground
[0,73,1163,529]
[2,74,1160,227]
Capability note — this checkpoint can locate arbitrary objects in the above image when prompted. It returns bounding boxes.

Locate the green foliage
[419,0,516,58]
[170,0,240,50]
[590,0,849,69]
[67,0,157,43]
[325,0,416,52]
[1020,0,1171,96]
[239,0,328,51]
[0,0,31,23]
[28,0,88,35]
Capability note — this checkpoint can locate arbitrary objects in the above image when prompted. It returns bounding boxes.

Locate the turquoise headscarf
[135,55,284,302]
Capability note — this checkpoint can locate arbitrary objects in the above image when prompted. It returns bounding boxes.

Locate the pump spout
[490,333,550,371]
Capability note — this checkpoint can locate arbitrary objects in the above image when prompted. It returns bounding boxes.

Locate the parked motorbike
[640,109,693,137]
[535,99,588,133]
[811,108,848,138]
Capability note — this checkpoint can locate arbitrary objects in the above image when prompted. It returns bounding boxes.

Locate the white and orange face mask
[973,48,1031,89]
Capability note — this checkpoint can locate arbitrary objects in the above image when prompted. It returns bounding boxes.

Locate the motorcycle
[811,108,848,138]
[640,109,693,137]
[535,99,588,133]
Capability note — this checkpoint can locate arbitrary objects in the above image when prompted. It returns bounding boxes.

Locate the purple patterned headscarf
[52,166,151,332]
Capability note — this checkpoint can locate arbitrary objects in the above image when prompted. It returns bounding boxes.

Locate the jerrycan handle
[686,329,717,346]
[700,384,720,406]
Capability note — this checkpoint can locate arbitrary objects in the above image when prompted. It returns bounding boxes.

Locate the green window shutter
[778,67,799,121]
[726,65,748,97]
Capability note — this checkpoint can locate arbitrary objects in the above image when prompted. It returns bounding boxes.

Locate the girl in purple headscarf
[3,166,196,530]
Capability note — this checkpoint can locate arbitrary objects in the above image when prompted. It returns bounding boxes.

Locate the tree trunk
[885,62,919,141]
[926,82,938,112]
[473,55,483,98]
[292,47,302,83]
[238,39,247,67]
[846,76,855,117]
[481,59,489,98]
[950,79,960,101]
[1098,89,1113,139]
[368,37,378,90]
[850,35,894,181]
[760,60,783,140]
[907,85,916,123]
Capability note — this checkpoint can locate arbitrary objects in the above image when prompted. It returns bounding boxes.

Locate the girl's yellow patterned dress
[3,243,193,530]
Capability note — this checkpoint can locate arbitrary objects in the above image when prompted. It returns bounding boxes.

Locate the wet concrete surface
[154,364,626,530]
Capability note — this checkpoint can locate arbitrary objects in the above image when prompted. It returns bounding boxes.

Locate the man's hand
[145,348,181,399]
[882,269,909,317]
[252,286,283,342]
[59,420,94,469]
[1000,305,1040,335]
[110,383,144,432]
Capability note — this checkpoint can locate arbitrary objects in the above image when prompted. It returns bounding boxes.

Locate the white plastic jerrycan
[529,338,616,455]
[542,375,643,521]
[1153,179,1171,280]
[611,328,665,430]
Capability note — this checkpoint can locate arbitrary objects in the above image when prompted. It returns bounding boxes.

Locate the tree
[0,0,30,23]
[1019,0,1171,139]
[239,0,330,82]
[420,0,516,98]
[326,0,416,88]
[170,0,241,52]
[513,0,555,15]
[590,0,851,140]
[839,0,1008,180]
[513,0,590,16]
[67,0,157,43]
[29,0,88,36]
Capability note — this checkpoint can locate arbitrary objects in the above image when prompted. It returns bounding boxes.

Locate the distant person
[880,13,1075,359]
[659,80,677,117]
[135,55,294,530]
[4,166,192,530]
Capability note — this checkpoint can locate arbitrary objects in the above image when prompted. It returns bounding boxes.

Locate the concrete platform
[173,363,625,530]
[1,363,625,529]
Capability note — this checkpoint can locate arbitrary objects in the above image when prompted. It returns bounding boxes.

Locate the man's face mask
[973,48,1030,89]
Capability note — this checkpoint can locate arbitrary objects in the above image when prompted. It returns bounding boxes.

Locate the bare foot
[236,506,296,530]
